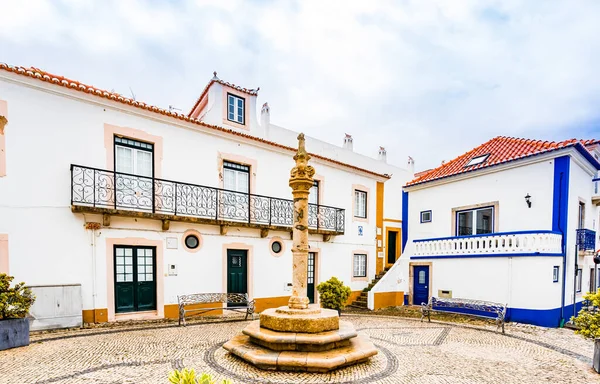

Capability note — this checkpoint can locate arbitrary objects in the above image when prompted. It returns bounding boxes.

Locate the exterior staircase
[347,267,391,310]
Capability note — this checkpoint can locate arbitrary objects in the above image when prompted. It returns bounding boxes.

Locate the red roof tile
[0,63,389,179]
[406,136,599,187]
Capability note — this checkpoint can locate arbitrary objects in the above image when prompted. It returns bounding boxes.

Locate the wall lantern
[524,193,532,208]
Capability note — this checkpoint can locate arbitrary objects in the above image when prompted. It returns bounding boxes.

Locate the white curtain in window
[224,168,249,193]
[354,190,366,217]
[353,254,366,277]
[309,183,319,205]
[116,146,133,174]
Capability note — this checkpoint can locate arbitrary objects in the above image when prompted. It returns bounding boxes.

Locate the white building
[372,136,600,327]
[0,64,412,329]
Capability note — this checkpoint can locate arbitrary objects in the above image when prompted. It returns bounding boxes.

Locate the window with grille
[353,254,367,277]
[354,190,367,218]
[114,136,153,177]
[223,161,249,193]
[227,94,245,124]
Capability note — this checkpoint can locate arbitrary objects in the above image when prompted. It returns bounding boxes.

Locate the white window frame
[353,254,367,277]
[456,206,494,236]
[227,94,245,125]
[223,161,250,194]
[114,136,153,178]
[354,190,367,218]
[576,268,582,293]
[309,180,319,206]
[465,154,490,167]
[553,266,559,283]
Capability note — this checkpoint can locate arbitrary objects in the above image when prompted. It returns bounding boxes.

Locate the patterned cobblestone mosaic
[0,315,598,383]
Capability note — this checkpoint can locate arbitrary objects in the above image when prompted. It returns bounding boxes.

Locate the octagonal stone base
[223,333,377,372]
[243,320,357,352]
[260,306,339,333]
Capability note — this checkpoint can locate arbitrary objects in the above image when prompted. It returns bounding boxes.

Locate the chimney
[408,156,415,173]
[378,146,387,163]
[343,133,353,151]
[261,102,270,138]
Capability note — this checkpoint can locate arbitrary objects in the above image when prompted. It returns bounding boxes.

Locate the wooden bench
[421,297,507,334]
[177,293,255,326]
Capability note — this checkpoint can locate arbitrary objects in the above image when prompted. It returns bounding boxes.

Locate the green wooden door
[307,252,316,304]
[115,246,156,313]
[227,249,247,307]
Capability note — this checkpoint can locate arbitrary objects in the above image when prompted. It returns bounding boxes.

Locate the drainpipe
[90,228,97,322]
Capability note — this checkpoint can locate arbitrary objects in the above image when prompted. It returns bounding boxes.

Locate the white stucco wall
[372,150,600,317]
[0,71,398,319]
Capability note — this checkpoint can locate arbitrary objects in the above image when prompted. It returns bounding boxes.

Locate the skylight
[465,154,490,167]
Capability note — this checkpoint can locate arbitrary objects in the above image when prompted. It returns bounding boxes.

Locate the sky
[1,0,600,171]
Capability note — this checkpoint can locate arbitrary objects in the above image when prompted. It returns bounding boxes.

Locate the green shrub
[0,273,35,320]
[316,277,351,311]
[573,290,600,339]
[168,369,232,384]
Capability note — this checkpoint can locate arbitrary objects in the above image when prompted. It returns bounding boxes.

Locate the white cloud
[1,0,599,170]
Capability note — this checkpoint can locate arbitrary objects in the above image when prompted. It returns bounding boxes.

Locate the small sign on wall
[166,237,178,249]
[358,226,364,236]
[377,240,382,247]
[376,227,382,235]
[378,252,384,258]
[168,264,178,276]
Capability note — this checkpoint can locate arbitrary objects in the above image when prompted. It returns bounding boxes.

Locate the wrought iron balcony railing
[576,228,596,251]
[70,164,345,234]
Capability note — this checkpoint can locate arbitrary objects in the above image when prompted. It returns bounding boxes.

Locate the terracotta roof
[0,63,388,179]
[413,168,434,178]
[188,71,258,117]
[405,136,600,187]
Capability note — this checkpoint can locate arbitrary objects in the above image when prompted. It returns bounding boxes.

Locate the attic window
[465,154,490,167]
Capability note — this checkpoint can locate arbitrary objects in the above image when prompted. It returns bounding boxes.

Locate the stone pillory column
[222,132,378,372]
[288,133,315,310]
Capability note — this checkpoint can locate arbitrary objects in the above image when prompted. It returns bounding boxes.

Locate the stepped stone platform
[223,305,378,372]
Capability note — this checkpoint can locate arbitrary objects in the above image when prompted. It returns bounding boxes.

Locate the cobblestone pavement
[0,314,598,383]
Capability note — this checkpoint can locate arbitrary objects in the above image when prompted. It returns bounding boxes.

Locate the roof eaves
[0,63,389,180]
[403,144,578,189]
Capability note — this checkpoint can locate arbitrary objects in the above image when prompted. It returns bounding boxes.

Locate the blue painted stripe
[431,302,584,328]
[410,253,562,260]
[552,155,570,323]
[402,191,408,252]
[413,230,561,243]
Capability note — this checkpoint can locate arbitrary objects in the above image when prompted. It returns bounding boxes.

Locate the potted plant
[0,273,35,350]
[316,277,351,315]
[572,289,600,372]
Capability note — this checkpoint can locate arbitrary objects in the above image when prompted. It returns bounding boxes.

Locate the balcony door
[221,161,250,222]
[114,246,156,313]
[114,136,154,211]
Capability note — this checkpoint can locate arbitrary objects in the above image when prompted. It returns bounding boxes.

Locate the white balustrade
[413,231,562,257]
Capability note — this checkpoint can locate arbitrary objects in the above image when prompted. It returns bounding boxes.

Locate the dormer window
[465,154,489,167]
[227,94,245,125]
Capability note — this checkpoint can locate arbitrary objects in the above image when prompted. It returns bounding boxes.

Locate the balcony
[70,165,345,236]
[412,231,563,258]
[576,228,596,253]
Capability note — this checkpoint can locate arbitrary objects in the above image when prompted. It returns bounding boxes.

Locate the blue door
[413,266,429,305]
